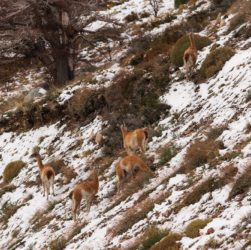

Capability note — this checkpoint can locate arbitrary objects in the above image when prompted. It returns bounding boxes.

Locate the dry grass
[104,172,153,213]
[50,159,77,184]
[3,160,26,183]
[198,46,235,81]
[174,177,222,213]
[181,139,220,173]
[150,232,182,250]
[229,164,251,199]
[207,126,226,140]
[204,238,222,249]
[158,145,179,166]
[49,237,67,250]
[185,219,211,238]
[0,202,23,224]
[30,210,54,232]
[136,226,168,250]
[109,193,166,237]
[0,183,16,198]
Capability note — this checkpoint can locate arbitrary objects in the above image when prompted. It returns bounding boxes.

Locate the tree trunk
[55,54,74,85]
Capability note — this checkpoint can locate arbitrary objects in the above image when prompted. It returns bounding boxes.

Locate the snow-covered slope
[0,0,251,249]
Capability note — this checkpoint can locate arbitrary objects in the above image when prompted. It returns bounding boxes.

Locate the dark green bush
[138,227,168,250]
[199,46,234,80]
[171,34,211,67]
[159,146,178,165]
[3,161,26,183]
[150,232,182,250]
[175,0,189,8]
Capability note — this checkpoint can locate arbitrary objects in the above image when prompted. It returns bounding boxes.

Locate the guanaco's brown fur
[31,151,55,200]
[69,168,99,221]
[120,126,148,156]
[115,155,151,193]
[183,33,198,80]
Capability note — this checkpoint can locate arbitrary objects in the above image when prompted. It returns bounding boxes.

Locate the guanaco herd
[30,31,209,221]
[31,125,149,221]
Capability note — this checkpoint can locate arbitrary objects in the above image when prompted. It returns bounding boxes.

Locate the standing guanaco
[31,148,55,200]
[115,155,151,193]
[69,168,99,221]
[183,33,198,80]
[120,125,148,156]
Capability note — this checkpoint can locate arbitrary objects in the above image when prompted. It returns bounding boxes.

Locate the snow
[0,0,251,249]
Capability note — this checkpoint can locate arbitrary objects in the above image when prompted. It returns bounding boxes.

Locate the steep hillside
[0,0,251,250]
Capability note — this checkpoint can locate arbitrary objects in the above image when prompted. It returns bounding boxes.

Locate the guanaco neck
[120,126,127,146]
[35,154,44,171]
[189,33,196,50]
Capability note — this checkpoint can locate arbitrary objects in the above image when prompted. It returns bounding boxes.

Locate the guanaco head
[30,146,41,158]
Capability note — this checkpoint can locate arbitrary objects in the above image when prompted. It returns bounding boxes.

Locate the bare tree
[0,0,121,85]
[149,0,162,17]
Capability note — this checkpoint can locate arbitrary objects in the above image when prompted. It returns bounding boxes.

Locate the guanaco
[120,125,148,156]
[115,155,151,193]
[183,32,198,80]
[69,168,99,221]
[31,150,55,200]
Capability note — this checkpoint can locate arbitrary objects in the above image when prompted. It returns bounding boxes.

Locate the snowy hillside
[0,0,251,250]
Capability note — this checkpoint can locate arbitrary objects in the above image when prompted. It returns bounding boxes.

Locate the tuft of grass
[181,139,219,172]
[124,12,139,22]
[171,34,211,67]
[3,160,26,183]
[175,177,222,213]
[229,164,251,199]
[220,151,240,161]
[49,237,67,250]
[31,210,54,232]
[110,193,167,237]
[204,238,222,249]
[228,14,246,33]
[0,202,23,224]
[246,90,251,103]
[158,146,178,165]
[150,232,182,250]
[138,227,169,250]
[198,46,234,81]
[185,219,211,238]
[66,88,106,121]
[0,183,16,198]
[174,0,189,8]
[207,126,226,140]
[50,159,76,184]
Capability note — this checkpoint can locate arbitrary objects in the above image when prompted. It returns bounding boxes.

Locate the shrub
[150,232,182,250]
[185,219,211,238]
[0,184,16,198]
[181,139,219,172]
[246,90,251,103]
[3,160,26,183]
[171,34,211,67]
[159,146,178,165]
[124,12,139,22]
[228,14,246,33]
[199,46,234,80]
[175,0,189,8]
[138,227,168,250]
[67,88,106,120]
[229,164,251,199]
[0,202,23,223]
[176,177,222,212]
[49,237,66,250]
[207,126,226,140]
